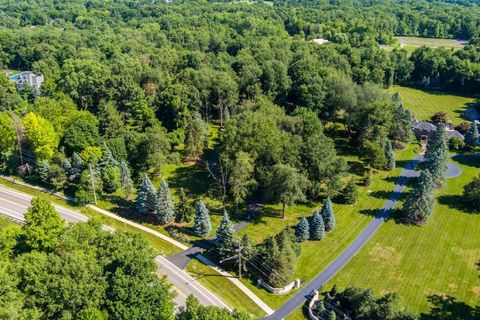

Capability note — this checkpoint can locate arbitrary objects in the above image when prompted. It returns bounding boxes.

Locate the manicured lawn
[237,144,421,309]
[185,258,266,318]
[390,86,477,125]
[397,36,466,49]
[327,154,480,318]
[381,37,465,54]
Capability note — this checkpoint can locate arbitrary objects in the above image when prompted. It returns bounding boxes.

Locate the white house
[8,71,44,96]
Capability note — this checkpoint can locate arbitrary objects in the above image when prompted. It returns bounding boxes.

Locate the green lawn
[327,154,480,318]
[390,86,477,125]
[237,144,421,309]
[186,258,266,318]
[381,37,466,54]
[397,36,466,49]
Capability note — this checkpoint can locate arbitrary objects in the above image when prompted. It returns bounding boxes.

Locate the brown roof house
[413,119,464,148]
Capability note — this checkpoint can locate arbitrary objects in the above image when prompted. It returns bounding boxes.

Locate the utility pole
[219,238,244,279]
[89,163,97,204]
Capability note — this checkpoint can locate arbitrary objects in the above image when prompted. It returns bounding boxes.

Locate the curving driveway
[261,154,462,320]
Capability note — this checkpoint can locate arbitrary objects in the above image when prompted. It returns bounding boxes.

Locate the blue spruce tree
[193,200,211,237]
[321,197,336,231]
[310,211,325,240]
[215,211,236,261]
[136,175,156,214]
[384,140,395,170]
[155,179,175,224]
[295,217,310,242]
[403,170,434,224]
[465,122,479,149]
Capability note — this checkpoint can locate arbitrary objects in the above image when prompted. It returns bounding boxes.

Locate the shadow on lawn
[359,207,413,225]
[166,163,213,197]
[421,295,480,320]
[451,154,480,168]
[437,195,478,213]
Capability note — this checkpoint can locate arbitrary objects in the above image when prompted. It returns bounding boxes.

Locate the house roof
[413,121,437,132]
[445,130,464,141]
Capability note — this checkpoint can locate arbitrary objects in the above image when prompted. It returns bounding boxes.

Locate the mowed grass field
[327,154,480,318]
[381,37,466,54]
[238,145,421,309]
[390,86,477,125]
[398,36,465,53]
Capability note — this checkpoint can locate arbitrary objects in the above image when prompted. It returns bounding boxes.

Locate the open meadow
[327,154,480,318]
[390,86,477,125]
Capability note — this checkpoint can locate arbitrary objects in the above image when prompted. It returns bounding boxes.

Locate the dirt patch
[471,286,480,296]
[369,243,402,266]
[448,283,458,289]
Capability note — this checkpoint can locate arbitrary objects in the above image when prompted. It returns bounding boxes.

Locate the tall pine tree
[136,175,157,214]
[425,125,448,187]
[175,188,192,223]
[193,200,211,237]
[465,122,479,149]
[295,217,310,242]
[215,211,236,261]
[403,170,435,224]
[155,179,175,224]
[390,104,414,144]
[310,211,325,240]
[119,160,133,198]
[321,197,336,231]
[384,140,395,170]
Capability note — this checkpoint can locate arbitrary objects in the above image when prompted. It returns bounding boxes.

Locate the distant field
[328,155,480,317]
[381,36,466,54]
[390,86,477,125]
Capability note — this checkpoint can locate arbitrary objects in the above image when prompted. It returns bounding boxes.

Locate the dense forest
[2,0,479,208]
[1,0,480,318]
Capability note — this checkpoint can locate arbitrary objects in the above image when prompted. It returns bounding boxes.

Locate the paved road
[262,156,423,320]
[262,155,463,320]
[0,185,229,310]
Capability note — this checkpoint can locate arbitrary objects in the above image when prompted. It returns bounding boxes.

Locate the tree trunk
[282,203,286,219]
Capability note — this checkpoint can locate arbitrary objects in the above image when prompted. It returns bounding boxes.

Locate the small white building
[8,71,44,96]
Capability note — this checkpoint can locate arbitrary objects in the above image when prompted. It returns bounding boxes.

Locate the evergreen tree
[239,234,254,273]
[321,197,336,231]
[341,180,359,204]
[403,170,434,224]
[390,104,414,144]
[317,301,326,316]
[155,179,175,224]
[175,188,193,223]
[136,175,157,214]
[215,211,236,261]
[71,152,84,180]
[384,140,395,170]
[464,122,479,149]
[268,230,297,287]
[425,147,448,187]
[425,126,448,187]
[99,142,118,168]
[295,217,310,242]
[119,160,133,198]
[193,200,211,237]
[184,112,207,161]
[426,125,447,158]
[35,160,50,183]
[224,106,230,123]
[329,310,336,320]
[310,211,325,240]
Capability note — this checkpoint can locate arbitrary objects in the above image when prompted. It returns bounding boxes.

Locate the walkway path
[262,155,462,319]
[0,175,273,315]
